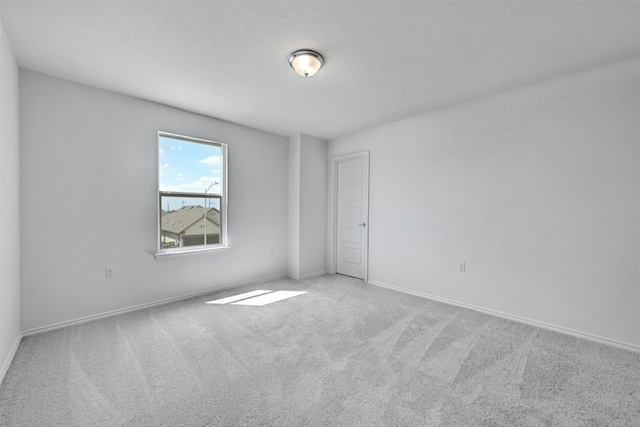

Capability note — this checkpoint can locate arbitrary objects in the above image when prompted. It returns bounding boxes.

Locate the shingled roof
[161,205,219,234]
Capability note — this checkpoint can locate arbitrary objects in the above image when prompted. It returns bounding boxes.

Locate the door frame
[328,151,370,283]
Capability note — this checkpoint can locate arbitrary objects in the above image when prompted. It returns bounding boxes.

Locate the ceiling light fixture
[288,49,324,77]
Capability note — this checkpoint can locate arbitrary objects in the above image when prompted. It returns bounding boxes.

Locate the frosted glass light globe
[288,50,324,77]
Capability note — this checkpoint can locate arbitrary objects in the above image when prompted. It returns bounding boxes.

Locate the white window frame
[154,131,229,259]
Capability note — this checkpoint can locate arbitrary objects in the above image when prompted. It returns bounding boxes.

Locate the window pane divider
[159,191,222,198]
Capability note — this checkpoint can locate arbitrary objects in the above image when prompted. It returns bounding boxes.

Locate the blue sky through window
[159,135,222,212]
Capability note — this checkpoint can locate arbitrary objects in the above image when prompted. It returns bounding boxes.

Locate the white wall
[288,135,301,279]
[0,20,21,379]
[288,134,328,279]
[20,70,289,331]
[299,134,328,277]
[330,59,640,348]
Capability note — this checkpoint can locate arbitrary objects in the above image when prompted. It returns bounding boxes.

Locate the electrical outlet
[457,262,465,273]
[105,266,115,279]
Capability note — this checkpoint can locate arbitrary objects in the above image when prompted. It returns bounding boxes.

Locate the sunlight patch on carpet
[206,290,273,305]
[231,291,307,306]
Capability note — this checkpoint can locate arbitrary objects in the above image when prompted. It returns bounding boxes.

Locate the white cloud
[199,155,220,167]
[170,145,182,151]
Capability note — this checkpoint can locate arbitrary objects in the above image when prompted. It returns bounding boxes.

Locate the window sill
[154,245,230,260]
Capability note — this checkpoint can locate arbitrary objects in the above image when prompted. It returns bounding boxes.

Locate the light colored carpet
[1,274,639,426]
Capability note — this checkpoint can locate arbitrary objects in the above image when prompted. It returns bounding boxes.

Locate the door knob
[357,222,366,227]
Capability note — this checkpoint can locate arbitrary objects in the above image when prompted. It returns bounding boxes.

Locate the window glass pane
[160,195,222,248]
[157,132,226,253]
[159,135,221,194]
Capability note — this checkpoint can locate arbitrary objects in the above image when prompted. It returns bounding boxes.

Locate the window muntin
[158,132,227,254]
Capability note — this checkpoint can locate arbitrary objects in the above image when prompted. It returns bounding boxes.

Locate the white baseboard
[288,271,327,280]
[22,274,288,337]
[368,280,640,354]
[0,332,23,385]
[300,270,327,279]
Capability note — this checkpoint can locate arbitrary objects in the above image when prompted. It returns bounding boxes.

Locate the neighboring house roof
[161,205,219,235]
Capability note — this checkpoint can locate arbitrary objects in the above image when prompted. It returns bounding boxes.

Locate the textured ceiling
[1,1,638,139]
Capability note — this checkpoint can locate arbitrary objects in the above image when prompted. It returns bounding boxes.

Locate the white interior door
[335,154,369,280]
